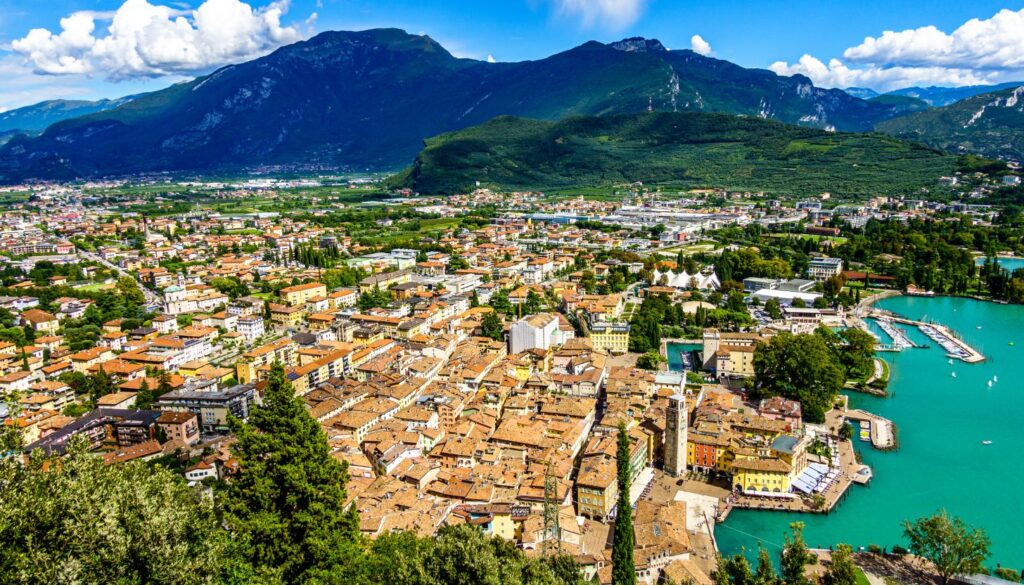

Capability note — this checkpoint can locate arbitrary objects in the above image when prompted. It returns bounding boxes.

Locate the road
[80,251,163,307]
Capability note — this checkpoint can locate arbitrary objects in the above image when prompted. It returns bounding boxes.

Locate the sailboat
[994,375,999,383]
[987,380,993,388]
[947,358,953,365]
[951,372,957,378]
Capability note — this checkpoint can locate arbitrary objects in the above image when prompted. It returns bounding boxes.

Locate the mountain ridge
[0,28,907,182]
[876,86,1024,162]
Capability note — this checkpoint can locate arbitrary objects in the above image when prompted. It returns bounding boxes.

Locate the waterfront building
[808,257,843,281]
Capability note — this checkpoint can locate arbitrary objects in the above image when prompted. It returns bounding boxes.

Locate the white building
[509,313,570,355]
[237,315,265,342]
[808,257,843,281]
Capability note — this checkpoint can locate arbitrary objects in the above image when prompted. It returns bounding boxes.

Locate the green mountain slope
[393,112,957,196]
[877,86,1024,161]
[0,30,903,181]
[868,95,930,115]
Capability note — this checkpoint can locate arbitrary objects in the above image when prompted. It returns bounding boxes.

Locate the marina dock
[868,310,985,363]
[873,317,917,350]
[845,409,896,450]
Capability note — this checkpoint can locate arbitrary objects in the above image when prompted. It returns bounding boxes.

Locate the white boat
[994,375,999,383]
[952,372,957,378]
[982,440,993,445]
[948,358,953,365]
[988,380,993,388]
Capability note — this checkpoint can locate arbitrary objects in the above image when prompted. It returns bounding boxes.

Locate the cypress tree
[780,522,813,585]
[612,422,635,585]
[222,363,360,582]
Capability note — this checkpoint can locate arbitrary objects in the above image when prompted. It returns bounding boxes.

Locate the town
[1,174,1017,584]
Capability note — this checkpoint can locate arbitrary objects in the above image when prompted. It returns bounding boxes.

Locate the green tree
[753,546,780,585]
[822,543,858,585]
[222,363,361,583]
[524,291,544,315]
[365,524,581,585]
[116,276,146,306]
[903,511,991,585]
[713,553,754,585]
[753,332,845,423]
[612,422,636,585]
[480,310,504,341]
[780,522,813,585]
[0,438,224,584]
[136,377,155,410]
[635,351,663,371]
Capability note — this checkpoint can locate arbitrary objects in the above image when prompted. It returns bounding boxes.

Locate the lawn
[854,567,871,585]
[73,282,114,292]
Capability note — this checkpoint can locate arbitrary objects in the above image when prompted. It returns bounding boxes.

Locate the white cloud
[690,34,711,57]
[770,8,1024,91]
[0,56,95,112]
[769,55,995,91]
[844,9,1024,70]
[549,0,647,31]
[11,0,309,81]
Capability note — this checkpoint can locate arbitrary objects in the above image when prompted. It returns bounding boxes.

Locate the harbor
[717,296,1022,567]
[868,309,985,363]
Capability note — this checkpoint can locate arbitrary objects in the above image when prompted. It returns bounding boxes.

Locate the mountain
[843,87,880,100]
[391,111,957,196]
[0,29,906,182]
[886,82,1024,107]
[0,97,136,135]
[867,94,930,115]
[876,86,1024,162]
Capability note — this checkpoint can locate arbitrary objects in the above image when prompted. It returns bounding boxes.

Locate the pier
[870,310,985,363]
[866,309,985,363]
[873,317,917,350]
[845,409,896,450]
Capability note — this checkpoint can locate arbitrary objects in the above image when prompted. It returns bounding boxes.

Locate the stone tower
[665,392,688,477]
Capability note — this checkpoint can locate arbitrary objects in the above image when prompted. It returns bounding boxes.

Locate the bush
[867,544,884,555]
[995,568,1022,582]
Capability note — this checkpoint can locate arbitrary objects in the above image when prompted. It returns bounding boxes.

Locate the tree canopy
[903,511,991,584]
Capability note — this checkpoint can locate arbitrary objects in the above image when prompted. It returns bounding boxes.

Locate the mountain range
[0,28,1019,184]
[0,28,907,182]
[843,82,1023,106]
[876,86,1024,162]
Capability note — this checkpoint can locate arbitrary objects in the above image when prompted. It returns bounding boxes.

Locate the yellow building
[270,304,305,327]
[279,282,327,307]
[358,269,411,294]
[235,337,298,384]
[730,457,793,493]
[589,323,630,355]
[576,456,617,520]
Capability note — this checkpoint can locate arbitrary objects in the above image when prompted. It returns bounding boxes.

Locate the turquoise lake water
[714,296,1024,568]
[976,257,1024,272]
[666,343,701,371]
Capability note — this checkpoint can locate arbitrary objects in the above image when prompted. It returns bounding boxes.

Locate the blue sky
[1,0,1023,110]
